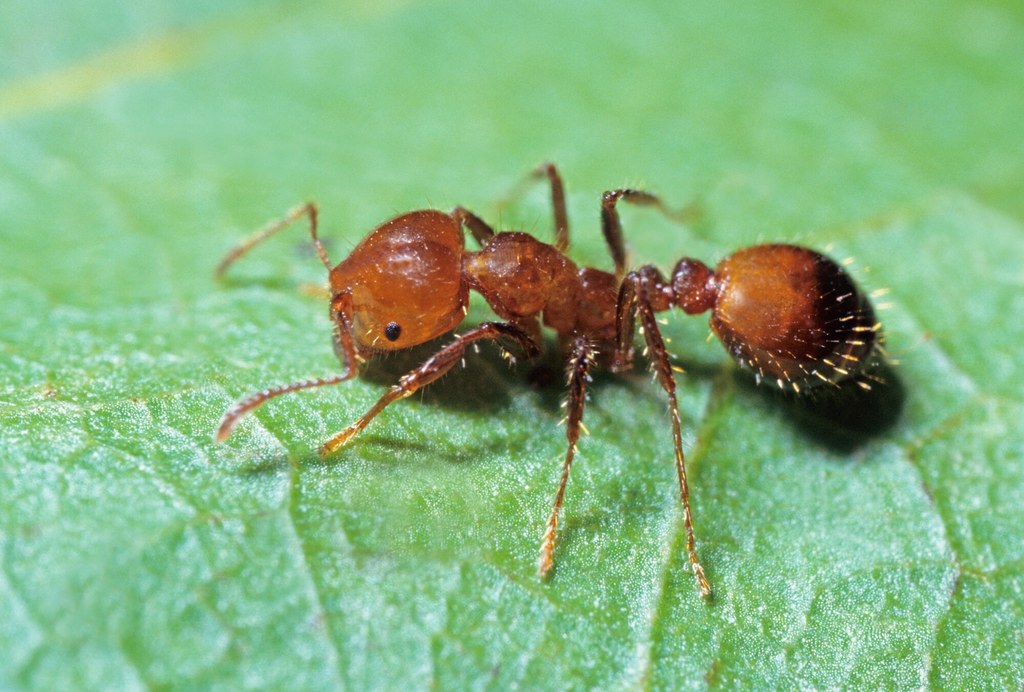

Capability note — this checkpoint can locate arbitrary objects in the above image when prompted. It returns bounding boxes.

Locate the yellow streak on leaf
[0,0,418,121]
[0,28,208,120]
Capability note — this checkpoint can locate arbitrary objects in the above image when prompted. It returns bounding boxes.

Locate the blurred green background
[1,0,1022,688]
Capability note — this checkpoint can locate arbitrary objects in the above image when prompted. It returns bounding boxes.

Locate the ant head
[329,210,469,354]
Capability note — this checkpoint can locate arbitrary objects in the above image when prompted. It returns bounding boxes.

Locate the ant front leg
[617,268,712,598]
[321,322,539,455]
[539,335,596,577]
[452,206,497,247]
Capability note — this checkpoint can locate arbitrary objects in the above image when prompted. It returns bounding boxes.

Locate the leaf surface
[1,0,1022,688]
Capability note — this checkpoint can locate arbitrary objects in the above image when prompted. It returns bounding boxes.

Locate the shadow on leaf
[734,361,905,455]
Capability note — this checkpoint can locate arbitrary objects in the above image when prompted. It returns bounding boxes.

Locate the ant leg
[532,162,569,252]
[321,322,539,455]
[216,202,331,279]
[495,162,570,251]
[600,189,662,280]
[601,189,699,281]
[613,274,640,372]
[452,206,496,246]
[539,335,595,577]
[617,269,712,598]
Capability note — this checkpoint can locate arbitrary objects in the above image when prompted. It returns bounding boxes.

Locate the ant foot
[320,424,361,456]
[538,516,558,578]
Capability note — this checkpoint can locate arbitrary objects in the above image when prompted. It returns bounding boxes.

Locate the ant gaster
[215,164,882,598]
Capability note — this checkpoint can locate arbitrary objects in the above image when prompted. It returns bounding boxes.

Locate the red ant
[214,164,882,598]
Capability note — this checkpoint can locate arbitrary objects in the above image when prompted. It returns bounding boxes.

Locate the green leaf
[2,0,1023,688]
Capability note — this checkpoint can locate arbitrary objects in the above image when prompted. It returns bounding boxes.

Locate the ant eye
[384,322,401,342]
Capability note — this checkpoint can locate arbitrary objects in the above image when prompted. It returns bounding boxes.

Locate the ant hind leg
[601,188,701,281]
[600,189,663,281]
[616,269,712,598]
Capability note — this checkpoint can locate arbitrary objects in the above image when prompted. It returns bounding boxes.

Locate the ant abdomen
[678,244,879,391]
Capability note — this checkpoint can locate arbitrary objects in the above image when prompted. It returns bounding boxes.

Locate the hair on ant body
[215,164,882,598]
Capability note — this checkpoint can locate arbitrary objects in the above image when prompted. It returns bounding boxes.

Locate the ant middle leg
[495,162,571,252]
[216,202,331,279]
[321,322,539,455]
[539,335,596,577]
[616,268,712,598]
[532,162,570,252]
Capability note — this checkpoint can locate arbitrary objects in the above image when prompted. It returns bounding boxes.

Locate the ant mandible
[214,164,882,598]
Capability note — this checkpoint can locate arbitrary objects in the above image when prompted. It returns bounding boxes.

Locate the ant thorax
[463,231,581,333]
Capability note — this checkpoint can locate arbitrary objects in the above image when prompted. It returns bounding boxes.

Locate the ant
[214,164,882,598]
